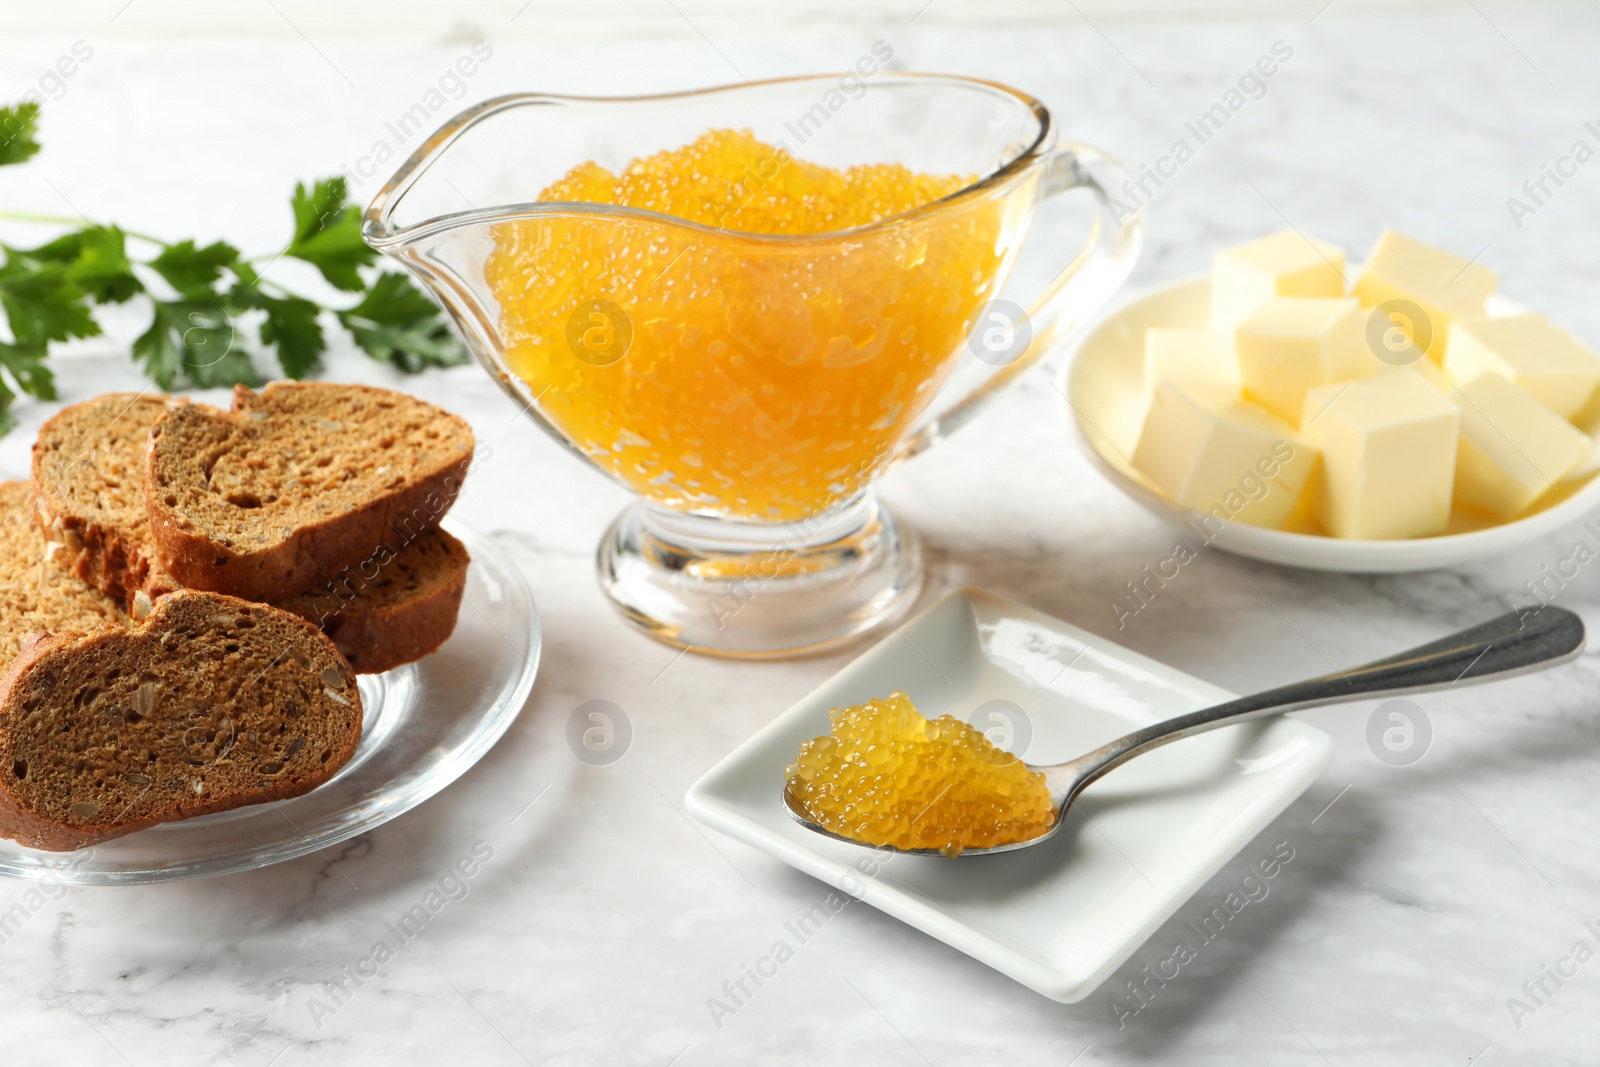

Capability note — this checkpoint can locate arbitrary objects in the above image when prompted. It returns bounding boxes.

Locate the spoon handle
[1048,607,1585,806]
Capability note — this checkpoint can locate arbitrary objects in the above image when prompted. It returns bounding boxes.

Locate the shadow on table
[1077,786,1368,1058]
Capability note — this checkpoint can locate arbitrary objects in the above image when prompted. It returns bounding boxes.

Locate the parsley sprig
[0,101,467,433]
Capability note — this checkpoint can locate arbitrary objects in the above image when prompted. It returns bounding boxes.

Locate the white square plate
[685,588,1332,1002]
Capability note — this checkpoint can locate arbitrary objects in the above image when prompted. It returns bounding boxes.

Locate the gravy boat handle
[895,142,1145,462]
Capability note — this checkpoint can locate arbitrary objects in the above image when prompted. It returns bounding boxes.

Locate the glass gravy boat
[364,74,1142,657]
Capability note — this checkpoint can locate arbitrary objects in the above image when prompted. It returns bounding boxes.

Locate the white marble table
[3,6,1600,1064]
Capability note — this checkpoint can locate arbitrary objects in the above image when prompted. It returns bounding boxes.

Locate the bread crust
[146,383,474,603]
[0,592,362,851]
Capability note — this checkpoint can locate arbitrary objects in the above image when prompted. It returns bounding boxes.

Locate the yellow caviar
[534,131,972,234]
[485,129,1019,522]
[785,691,1055,856]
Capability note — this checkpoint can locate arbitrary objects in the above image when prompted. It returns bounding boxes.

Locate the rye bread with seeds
[146,381,475,602]
[0,590,362,851]
[33,392,188,607]
[279,528,469,674]
[35,391,470,673]
[0,481,125,674]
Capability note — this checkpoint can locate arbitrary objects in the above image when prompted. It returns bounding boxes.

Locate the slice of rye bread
[32,393,186,606]
[0,481,125,674]
[146,381,475,602]
[276,529,470,674]
[35,392,470,673]
[0,590,362,851]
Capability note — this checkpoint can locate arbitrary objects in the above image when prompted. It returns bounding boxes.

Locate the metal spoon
[782,606,1585,857]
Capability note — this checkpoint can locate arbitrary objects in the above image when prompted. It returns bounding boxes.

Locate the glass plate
[0,519,539,886]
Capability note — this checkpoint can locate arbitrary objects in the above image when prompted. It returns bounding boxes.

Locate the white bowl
[1062,274,1600,573]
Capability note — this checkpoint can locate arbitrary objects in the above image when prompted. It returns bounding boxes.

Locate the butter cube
[1444,314,1600,420]
[1299,369,1460,539]
[1395,358,1589,512]
[1144,328,1240,394]
[1211,230,1347,334]
[1353,230,1497,360]
[1234,297,1373,425]
[1453,373,1590,519]
[1132,381,1316,529]
[1563,431,1600,484]
[1404,345,1455,393]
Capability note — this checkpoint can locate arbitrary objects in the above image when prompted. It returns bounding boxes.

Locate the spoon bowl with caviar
[782,607,1585,857]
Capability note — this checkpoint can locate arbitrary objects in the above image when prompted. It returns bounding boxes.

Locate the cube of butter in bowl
[1234,297,1374,425]
[1450,372,1592,521]
[1299,369,1460,540]
[1353,229,1497,361]
[1143,327,1241,394]
[1444,314,1600,420]
[1132,381,1316,530]
[1210,229,1347,334]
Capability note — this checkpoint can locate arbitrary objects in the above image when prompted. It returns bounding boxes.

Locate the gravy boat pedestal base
[599,494,921,658]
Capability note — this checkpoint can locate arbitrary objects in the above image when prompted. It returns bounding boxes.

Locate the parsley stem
[120,228,169,246]
[0,209,79,227]
[0,209,165,247]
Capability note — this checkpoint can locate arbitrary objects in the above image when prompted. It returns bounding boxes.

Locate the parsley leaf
[14,227,144,304]
[0,339,56,400]
[285,177,374,292]
[336,272,468,372]
[149,239,239,297]
[130,304,184,388]
[133,299,258,390]
[231,281,325,378]
[0,102,41,167]
[0,255,99,345]
[70,229,142,304]
[258,294,324,378]
[342,270,437,323]
[18,229,88,263]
